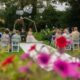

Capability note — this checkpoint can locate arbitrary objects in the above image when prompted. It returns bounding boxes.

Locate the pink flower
[57,47,65,54]
[53,59,79,78]
[18,66,31,73]
[37,52,51,67]
[67,39,73,45]
[70,62,80,67]
[69,62,80,78]
[27,61,33,67]
[54,59,69,78]
[18,61,33,73]
[20,53,29,60]
[77,62,80,67]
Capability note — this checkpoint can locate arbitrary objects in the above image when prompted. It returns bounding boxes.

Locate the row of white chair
[0,41,20,52]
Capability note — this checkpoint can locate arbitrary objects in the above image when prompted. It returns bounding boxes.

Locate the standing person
[26,28,38,43]
[20,28,26,42]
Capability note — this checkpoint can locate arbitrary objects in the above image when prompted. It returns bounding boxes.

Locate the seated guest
[11,29,16,36]
[62,28,70,39]
[53,29,62,47]
[70,27,80,40]
[1,30,10,51]
[55,29,62,39]
[12,30,21,43]
[26,28,38,43]
[11,30,21,52]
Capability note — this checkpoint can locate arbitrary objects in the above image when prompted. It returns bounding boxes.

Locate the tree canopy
[0,0,80,30]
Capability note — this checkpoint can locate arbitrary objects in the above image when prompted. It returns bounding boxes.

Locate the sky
[43,1,69,11]
[0,3,5,9]
[0,1,69,11]
[52,2,69,11]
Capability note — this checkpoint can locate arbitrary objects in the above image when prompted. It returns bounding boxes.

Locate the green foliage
[4,5,17,29]
[35,6,59,30]
[33,32,44,40]
[35,5,70,29]
[58,0,80,27]
[1,0,80,30]
[68,0,80,27]
[56,11,69,27]
[42,6,58,26]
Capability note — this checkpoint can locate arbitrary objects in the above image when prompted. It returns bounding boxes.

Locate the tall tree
[52,0,80,27]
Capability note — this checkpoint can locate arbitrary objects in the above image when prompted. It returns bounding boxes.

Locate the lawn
[0,41,80,80]
[0,31,80,80]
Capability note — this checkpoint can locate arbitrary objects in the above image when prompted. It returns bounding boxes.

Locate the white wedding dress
[26,31,39,43]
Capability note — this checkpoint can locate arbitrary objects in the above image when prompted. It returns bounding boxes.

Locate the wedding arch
[13,17,37,32]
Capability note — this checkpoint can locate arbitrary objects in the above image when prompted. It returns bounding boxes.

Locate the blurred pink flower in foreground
[18,61,33,73]
[20,53,29,60]
[36,52,51,68]
[67,39,73,45]
[53,59,80,78]
[27,61,33,67]
[18,66,29,73]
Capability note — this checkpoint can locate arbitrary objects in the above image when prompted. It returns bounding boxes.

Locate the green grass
[0,49,23,80]
[0,49,58,80]
[0,41,80,80]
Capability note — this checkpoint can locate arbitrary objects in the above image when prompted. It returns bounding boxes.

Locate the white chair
[66,44,72,50]
[11,42,20,52]
[1,42,10,52]
[72,39,80,50]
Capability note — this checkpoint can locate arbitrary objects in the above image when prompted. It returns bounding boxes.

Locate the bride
[26,28,38,43]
